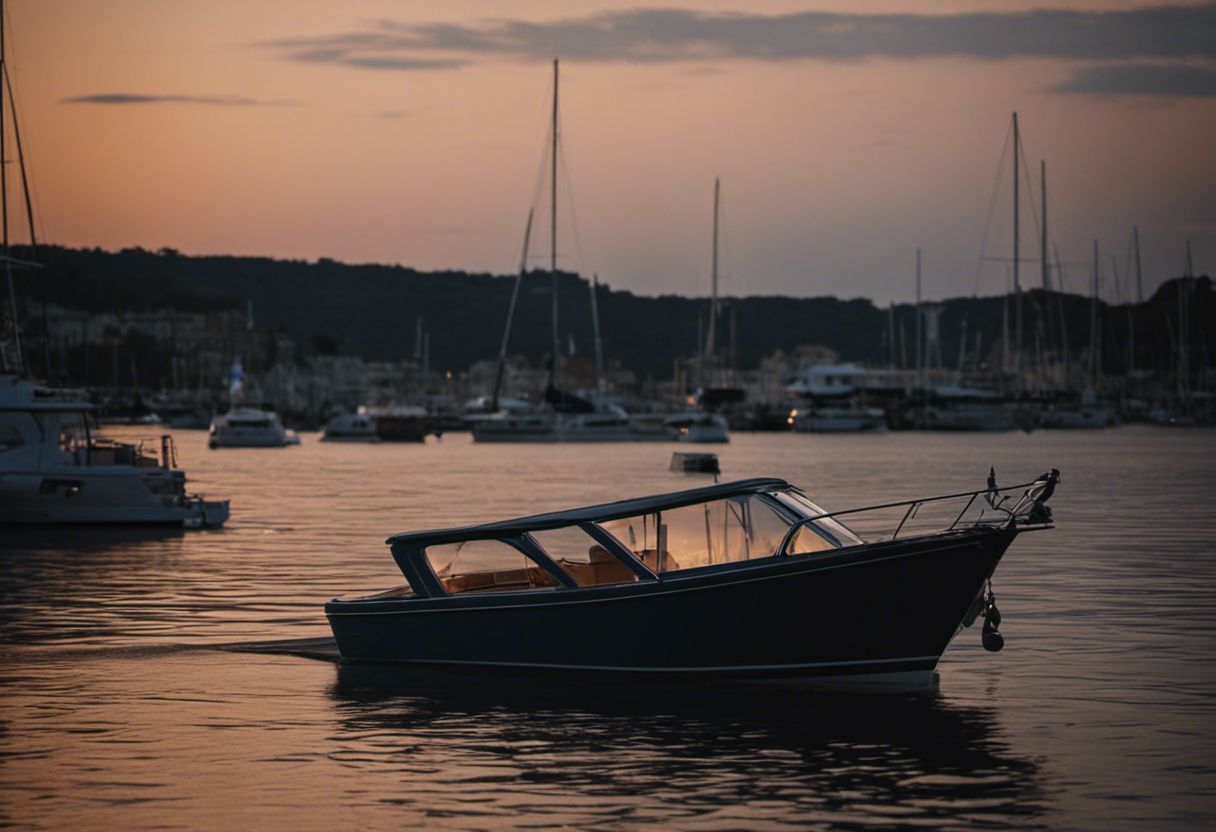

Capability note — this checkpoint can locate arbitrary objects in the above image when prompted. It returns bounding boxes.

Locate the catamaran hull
[327,529,1012,680]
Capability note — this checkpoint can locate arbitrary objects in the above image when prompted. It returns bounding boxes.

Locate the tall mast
[915,247,922,387]
[549,58,560,384]
[590,274,603,393]
[1180,241,1192,403]
[1133,225,1143,303]
[1053,245,1070,383]
[1,0,6,253]
[1002,269,1009,374]
[705,177,720,363]
[957,312,969,372]
[491,209,533,412]
[1012,112,1021,374]
[1041,160,1049,291]
[0,0,21,376]
[887,303,895,368]
[1091,239,1100,387]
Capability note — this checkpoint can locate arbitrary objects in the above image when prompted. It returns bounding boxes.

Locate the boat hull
[0,468,229,527]
[327,528,1012,680]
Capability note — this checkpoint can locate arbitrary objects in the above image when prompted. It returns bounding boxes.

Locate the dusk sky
[7,0,1216,303]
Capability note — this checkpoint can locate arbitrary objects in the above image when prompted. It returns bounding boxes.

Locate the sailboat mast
[705,177,719,363]
[1133,225,1143,303]
[915,247,922,387]
[549,58,560,382]
[491,209,533,412]
[1,0,6,252]
[1091,239,1100,387]
[887,303,895,368]
[1041,160,1049,291]
[1012,112,1021,374]
[590,274,603,392]
[0,0,21,376]
[1180,241,1192,402]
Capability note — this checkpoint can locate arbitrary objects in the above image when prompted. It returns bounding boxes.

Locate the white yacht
[208,407,299,449]
[473,405,674,443]
[0,375,228,527]
[321,408,379,442]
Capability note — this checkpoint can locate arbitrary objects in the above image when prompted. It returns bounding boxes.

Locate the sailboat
[667,178,732,443]
[472,60,673,443]
[0,4,228,527]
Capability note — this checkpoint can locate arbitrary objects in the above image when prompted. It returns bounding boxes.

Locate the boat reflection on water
[328,661,1048,828]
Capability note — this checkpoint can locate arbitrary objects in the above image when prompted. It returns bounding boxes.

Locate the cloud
[370,109,412,119]
[63,93,293,106]
[1050,62,1216,96]
[259,4,1216,69]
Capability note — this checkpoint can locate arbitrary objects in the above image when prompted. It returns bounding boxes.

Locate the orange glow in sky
[5,0,1215,301]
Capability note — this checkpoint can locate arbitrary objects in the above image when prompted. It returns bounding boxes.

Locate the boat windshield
[598,493,804,574]
[773,491,865,546]
[528,526,639,586]
[424,539,559,595]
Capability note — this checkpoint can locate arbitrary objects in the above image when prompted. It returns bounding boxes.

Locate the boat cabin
[0,375,167,469]
[379,478,865,600]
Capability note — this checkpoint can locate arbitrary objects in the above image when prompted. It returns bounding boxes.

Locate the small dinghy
[669,451,720,475]
[326,470,1058,685]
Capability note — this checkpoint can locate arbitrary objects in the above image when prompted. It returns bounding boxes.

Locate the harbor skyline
[7,0,1215,303]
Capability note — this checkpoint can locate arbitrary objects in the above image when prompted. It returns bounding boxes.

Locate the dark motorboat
[326,471,1059,686]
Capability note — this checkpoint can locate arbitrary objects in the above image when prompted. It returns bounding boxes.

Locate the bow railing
[779,470,1059,553]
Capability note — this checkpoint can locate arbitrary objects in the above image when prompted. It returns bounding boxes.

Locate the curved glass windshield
[528,525,639,586]
[773,491,864,547]
[425,539,558,594]
[599,494,799,574]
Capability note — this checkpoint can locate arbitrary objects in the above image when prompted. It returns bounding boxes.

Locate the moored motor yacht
[472,400,675,443]
[326,469,1059,685]
[321,408,379,442]
[0,374,228,527]
[208,407,299,449]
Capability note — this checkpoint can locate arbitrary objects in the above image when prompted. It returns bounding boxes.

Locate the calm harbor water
[2,427,1214,830]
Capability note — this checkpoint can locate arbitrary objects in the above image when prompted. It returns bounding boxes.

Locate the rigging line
[522,81,553,271]
[972,119,1012,297]
[5,65,36,247]
[556,109,589,283]
[1,0,36,245]
[717,184,732,291]
[1016,134,1042,250]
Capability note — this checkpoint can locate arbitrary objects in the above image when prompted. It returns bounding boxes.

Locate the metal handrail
[779,477,1052,555]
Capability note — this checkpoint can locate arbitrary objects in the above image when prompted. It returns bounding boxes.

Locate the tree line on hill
[8,244,1213,385]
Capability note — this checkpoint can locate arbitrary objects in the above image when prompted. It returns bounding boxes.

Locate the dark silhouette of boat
[326,471,1058,685]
